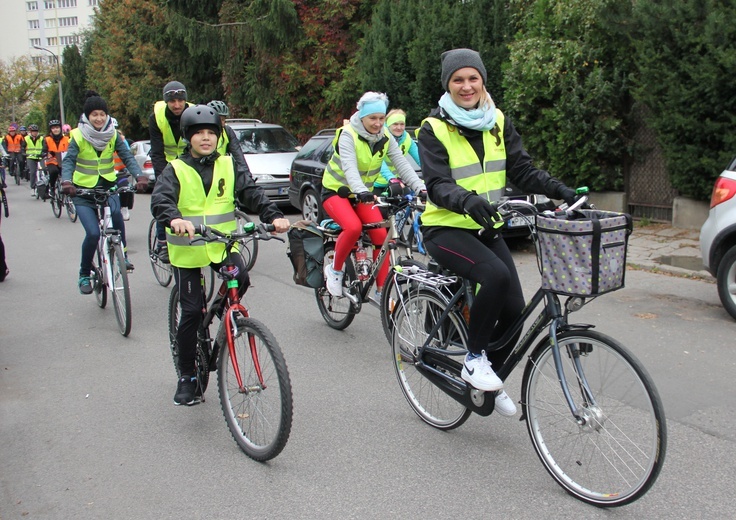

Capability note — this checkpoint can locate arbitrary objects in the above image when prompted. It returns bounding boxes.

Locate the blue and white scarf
[438,90,497,131]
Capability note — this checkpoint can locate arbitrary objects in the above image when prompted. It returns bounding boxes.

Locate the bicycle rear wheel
[391,289,471,430]
[315,244,357,330]
[109,243,132,336]
[65,195,77,222]
[92,249,107,308]
[203,265,215,303]
[148,218,173,287]
[235,210,258,271]
[168,285,181,377]
[217,317,292,461]
[522,330,667,507]
[168,284,211,397]
[51,191,62,218]
[380,258,427,342]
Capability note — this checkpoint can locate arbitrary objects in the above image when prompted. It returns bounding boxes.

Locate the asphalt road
[1,189,735,519]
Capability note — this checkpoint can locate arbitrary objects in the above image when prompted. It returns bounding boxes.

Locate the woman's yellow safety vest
[166,156,237,268]
[70,128,118,187]
[154,100,192,162]
[420,110,507,229]
[322,126,389,192]
[216,127,230,156]
[383,131,413,173]
[24,135,43,160]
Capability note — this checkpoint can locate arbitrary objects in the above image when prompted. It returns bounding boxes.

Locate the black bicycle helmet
[207,100,229,117]
[180,104,222,141]
[28,124,39,132]
[48,119,61,128]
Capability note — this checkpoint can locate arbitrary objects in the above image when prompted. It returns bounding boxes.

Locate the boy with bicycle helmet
[206,100,252,177]
[43,119,69,197]
[151,104,289,406]
[61,91,148,294]
[418,49,582,416]
[25,125,44,197]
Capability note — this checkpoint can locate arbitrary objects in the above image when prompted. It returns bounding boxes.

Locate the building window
[45,18,56,28]
[30,38,41,47]
[44,1,56,8]
[46,37,58,46]
[59,16,78,27]
[27,1,39,10]
[88,0,98,5]
[60,35,79,46]
[28,19,40,29]
[58,0,77,6]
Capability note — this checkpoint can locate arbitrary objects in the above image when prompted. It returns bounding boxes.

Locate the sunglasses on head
[164,89,187,99]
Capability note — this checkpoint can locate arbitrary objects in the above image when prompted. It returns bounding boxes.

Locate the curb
[627,261,715,282]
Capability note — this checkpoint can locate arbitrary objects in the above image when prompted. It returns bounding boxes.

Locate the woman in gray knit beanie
[416,49,580,416]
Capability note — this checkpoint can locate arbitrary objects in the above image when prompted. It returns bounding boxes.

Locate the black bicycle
[388,198,666,507]
[167,221,292,461]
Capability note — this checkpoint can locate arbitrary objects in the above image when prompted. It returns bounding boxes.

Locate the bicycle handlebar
[192,222,282,244]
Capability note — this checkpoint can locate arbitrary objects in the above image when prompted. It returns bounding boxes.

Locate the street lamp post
[33,45,65,128]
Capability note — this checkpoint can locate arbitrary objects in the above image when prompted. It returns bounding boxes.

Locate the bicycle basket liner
[286,220,325,288]
[535,210,632,296]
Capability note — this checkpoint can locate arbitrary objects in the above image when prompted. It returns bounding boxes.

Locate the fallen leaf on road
[634,313,658,319]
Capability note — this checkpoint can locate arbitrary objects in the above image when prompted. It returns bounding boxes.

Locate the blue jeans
[75,194,126,277]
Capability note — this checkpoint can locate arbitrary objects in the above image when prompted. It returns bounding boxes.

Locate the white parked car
[699,157,736,319]
[129,139,156,190]
[226,119,300,206]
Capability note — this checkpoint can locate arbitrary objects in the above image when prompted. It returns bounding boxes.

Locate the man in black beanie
[148,81,191,262]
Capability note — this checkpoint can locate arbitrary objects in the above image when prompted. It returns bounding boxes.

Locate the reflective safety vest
[24,135,43,159]
[44,135,69,166]
[69,128,118,187]
[154,100,192,161]
[383,131,413,174]
[4,133,23,153]
[166,157,237,268]
[216,126,230,156]
[420,110,507,229]
[323,125,389,192]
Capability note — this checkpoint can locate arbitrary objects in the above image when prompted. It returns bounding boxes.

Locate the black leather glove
[135,176,149,192]
[385,178,403,197]
[61,181,76,197]
[463,194,500,230]
[356,191,375,203]
[559,187,577,207]
[418,190,428,203]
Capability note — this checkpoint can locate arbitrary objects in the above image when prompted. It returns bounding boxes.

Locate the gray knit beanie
[440,48,487,91]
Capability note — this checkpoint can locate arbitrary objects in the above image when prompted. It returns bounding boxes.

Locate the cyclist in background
[206,100,253,178]
[321,92,426,299]
[43,120,70,199]
[151,104,289,406]
[25,125,44,198]
[149,81,192,263]
[61,91,148,294]
[2,125,24,181]
[374,108,422,195]
[418,48,582,415]
[111,118,135,221]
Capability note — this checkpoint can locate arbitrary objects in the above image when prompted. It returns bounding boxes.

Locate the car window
[235,128,299,154]
[318,143,334,165]
[295,137,327,160]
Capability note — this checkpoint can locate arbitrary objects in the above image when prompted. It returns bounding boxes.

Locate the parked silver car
[226,119,300,206]
[699,157,736,319]
[129,139,155,190]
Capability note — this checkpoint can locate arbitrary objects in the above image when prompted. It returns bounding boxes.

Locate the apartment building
[0,0,99,65]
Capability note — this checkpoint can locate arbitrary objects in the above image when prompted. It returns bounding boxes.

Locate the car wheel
[301,188,323,223]
[716,245,736,320]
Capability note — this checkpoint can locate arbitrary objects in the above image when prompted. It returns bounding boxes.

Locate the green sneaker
[79,276,93,295]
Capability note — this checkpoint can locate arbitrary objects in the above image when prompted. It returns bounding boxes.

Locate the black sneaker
[125,258,135,271]
[157,244,170,264]
[174,376,197,406]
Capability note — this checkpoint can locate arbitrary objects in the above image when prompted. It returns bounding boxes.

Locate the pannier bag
[535,209,633,296]
[287,220,325,288]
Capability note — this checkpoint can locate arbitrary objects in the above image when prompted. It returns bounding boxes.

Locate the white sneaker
[323,261,344,297]
[494,390,517,417]
[461,351,503,392]
[121,207,130,221]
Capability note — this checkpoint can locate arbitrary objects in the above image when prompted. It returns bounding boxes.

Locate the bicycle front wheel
[217,317,293,461]
[235,210,258,271]
[65,195,77,222]
[109,243,132,336]
[148,219,172,287]
[522,330,667,507]
[92,249,107,308]
[314,244,357,330]
[51,191,62,218]
[391,289,471,430]
[168,285,181,377]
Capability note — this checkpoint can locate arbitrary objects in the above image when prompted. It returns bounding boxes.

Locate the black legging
[174,251,249,376]
[424,228,525,361]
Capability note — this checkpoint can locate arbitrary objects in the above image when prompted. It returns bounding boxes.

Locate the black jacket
[148,106,184,178]
[418,107,570,219]
[150,152,284,227]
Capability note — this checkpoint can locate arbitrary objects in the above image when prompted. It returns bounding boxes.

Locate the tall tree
[632,0,736,200]
[0,56,53,128]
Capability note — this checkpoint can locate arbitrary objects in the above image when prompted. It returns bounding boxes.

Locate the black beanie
[83,90,109,118]
[440,48,487,91]
[163,81,187,102]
